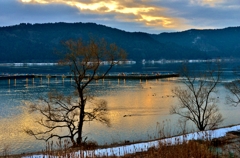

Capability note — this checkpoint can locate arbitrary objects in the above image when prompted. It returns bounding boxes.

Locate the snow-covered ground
[23,124,240,158]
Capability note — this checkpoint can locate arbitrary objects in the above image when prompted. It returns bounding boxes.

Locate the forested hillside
[153,27,240,59]
[0,22,239,62]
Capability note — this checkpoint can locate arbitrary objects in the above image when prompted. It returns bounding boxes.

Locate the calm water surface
[0,62,240,154]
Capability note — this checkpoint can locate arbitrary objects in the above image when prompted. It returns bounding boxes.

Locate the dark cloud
[0,0,81,26]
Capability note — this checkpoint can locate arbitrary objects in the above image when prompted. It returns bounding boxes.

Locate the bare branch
[26,38,126,146]
[171,62,223,131]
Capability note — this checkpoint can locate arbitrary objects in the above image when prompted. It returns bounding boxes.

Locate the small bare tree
[225,66,240,106]
[170,63,223,131]
[25,38,126,146]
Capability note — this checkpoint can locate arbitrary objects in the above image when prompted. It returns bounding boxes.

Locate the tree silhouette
[170,63,223,131]
[25,38,126,146]
[225,66,240,107]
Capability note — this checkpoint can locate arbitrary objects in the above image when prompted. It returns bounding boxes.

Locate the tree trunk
[77,92,86,145]
[77,115,84,145]
[199,124,205,131]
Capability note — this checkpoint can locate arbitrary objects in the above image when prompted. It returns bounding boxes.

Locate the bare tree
[25,39,126,146]
[170,63,223,131]
[225,66,240,107]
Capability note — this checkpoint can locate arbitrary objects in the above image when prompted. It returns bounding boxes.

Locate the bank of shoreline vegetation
[2,124,240,158]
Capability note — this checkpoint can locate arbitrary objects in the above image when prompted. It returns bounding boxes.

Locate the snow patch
[22,125,240,158]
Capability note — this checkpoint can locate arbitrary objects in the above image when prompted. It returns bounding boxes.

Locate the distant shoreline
[0,58,239,67]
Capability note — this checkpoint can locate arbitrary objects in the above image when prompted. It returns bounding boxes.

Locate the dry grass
[3,135,237,158]
[123,140,215,158]
[1,130,240,158]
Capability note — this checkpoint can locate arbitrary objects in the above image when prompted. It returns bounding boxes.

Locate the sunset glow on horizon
[0,0,239,33]
[19,0,184,31]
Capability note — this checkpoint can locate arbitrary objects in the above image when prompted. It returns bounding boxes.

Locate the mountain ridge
[0,22,239,62]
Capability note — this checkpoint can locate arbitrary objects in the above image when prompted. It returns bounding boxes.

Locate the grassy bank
[2,125,240,158]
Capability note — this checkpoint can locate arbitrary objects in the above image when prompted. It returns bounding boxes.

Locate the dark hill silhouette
[153,27,240,58]
[0,22,239,62]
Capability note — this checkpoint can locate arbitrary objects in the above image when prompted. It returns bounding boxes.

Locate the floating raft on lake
[0,73,179,80]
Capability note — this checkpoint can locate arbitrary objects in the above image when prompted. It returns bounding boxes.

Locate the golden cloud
[21,0,49,4]
[19,0,190,30]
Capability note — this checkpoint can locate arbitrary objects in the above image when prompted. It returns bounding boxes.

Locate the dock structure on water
[0,73,179,81]
[96,73,179,80]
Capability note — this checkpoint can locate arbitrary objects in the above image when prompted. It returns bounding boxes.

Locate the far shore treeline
[0,22,240,62]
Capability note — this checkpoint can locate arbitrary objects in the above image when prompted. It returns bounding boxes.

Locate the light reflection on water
[0,77,182,154]
[1,62,240,154]
[0,108,45,154]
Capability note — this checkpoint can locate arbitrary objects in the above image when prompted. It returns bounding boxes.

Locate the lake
[0,61,240,154]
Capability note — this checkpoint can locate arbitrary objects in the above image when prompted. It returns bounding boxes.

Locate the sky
[0,0,240,34]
